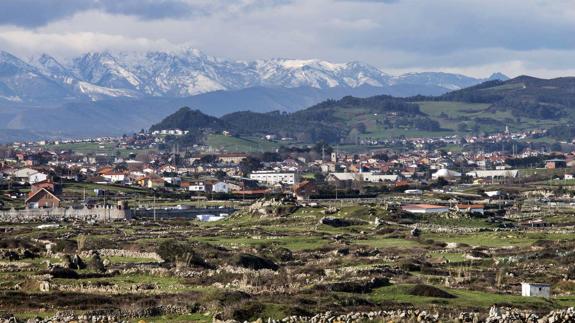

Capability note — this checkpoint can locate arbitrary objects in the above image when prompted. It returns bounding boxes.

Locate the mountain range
[0,48,509,140]
[1,48,507,103]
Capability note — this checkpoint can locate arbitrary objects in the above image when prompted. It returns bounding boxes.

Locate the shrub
[408,284,456,298]
[233,253,279,271]
[52,239,78,253]
[44,267,79,279]
[156,240,214,269]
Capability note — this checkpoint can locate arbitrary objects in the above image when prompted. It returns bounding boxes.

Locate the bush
[272,247,294,262]
[399,259,423,272]
[408,284,456,298]
[52,239,78,254]
[45,267,79,279]
[230,302,265,322]
[234,253,279,271]
[156,240,214,269]
[0,238,40,251]
[320,277,390,293]
[204,290,251,308]
[86,253,106,272]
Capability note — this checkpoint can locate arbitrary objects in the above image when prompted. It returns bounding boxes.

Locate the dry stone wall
[0,206,131,223]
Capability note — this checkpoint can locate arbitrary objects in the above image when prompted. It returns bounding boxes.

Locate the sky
[0,0,574,78]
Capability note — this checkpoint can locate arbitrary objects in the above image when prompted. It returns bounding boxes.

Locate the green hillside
[206,134,281,152]
[150,76,575,147]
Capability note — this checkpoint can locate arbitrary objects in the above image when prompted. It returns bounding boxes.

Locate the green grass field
[369,284,571,310]
[206,134,282,152]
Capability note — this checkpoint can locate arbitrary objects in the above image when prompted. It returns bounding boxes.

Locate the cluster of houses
[360,127,548,148]
[3,131,575,209]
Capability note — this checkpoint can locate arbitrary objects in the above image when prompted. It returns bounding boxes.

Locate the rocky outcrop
[91,249,163,262]
[246,198,299,217]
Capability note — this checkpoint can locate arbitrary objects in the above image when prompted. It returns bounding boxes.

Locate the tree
[550,142,563,152]
[261,152,281,162]
[199,155,219,164]
[239,157,263,176]
[471,123,481,134]
[433,177,449,188]
[214,170,227,180]
[354,122,367,134]
[311,142,333,155]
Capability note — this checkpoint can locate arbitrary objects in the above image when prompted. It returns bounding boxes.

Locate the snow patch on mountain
[0,49,509,103]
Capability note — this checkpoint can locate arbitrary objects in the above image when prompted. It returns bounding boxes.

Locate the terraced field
[1,202,574,322]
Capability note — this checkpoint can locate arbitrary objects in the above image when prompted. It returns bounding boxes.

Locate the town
[2,0,575,321]
[1,126,575,322]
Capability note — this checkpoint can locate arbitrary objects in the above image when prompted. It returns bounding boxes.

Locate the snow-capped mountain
[0,48,509,102]
[0,48,511,139]
[389,72,482,91]
[0,51,70,102]
[27,53,139,101]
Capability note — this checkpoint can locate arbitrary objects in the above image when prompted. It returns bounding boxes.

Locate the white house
[212,182,230,194]
[189,182,210,192]
[521,283,551,298]
[328,172,361,182]
[466,170,519,179]
[250,171,298,186]
[163,176,181,185]
[11,168,40,183]
[362,173,399,183]
[320,163,336,173]
[28,172,48,184]
[402,204,449,214]
[455,204,485,215]
[102,173,126,183]
[432,169,461,180]
[485,191,502,197]
[404,189,423,195]
[327,172,397,183]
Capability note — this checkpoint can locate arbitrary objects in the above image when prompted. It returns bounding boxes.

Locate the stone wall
[0,206,131,223]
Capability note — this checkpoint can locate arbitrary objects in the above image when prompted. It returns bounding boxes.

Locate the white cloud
[0,28,177,58]
[0,0,574,78]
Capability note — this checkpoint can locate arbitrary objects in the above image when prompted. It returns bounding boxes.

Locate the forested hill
[150,107,229,132]
[151,76,575,145]
[151,95,440,144]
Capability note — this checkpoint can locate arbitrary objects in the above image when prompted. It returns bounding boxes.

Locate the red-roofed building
[25,188,61,209]
[293,181,319,201]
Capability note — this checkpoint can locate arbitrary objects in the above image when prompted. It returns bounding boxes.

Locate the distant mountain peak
[487,72,509,81]
[0,50,19,60]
